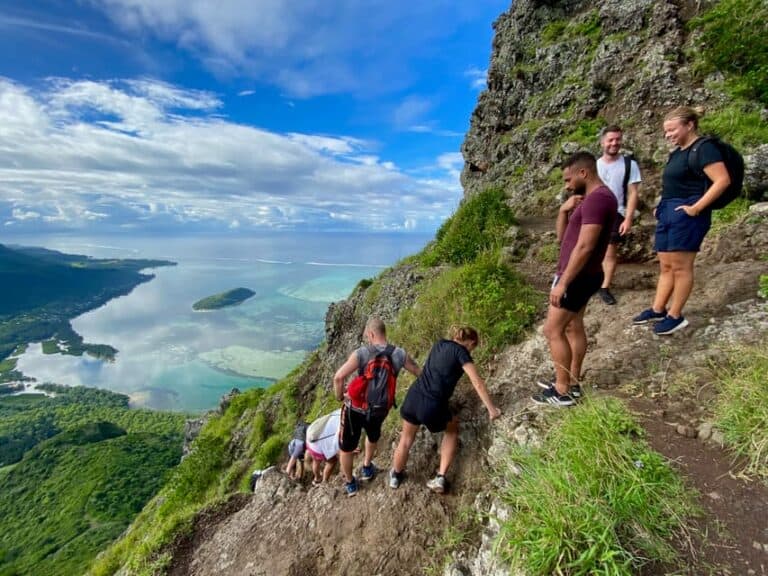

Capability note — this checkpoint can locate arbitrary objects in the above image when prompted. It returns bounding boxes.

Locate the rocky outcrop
[461,0,763,217]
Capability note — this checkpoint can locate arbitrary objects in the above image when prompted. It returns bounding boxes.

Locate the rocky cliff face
[460,0,754,213]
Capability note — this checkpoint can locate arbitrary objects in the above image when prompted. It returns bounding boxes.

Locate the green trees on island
[192,287,256,310]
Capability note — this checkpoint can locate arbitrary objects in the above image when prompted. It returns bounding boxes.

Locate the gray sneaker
[426,474,446,494]
[389,469,404,489]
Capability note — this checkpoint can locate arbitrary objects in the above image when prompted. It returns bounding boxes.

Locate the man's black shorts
[555,272,604,313]
[339,403,386,452]
[609,212,624,244]
[400,387,452,433]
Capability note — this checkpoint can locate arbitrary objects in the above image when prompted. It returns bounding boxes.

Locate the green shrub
[536,242,559,264]
[393,251,541,360]
[691,0,768,105]
[760,275,768,299]
[713,345,768,481]
[710,197,751,233]
[419,187,515,267]
[700,103,768,149]
[496,397,696,575]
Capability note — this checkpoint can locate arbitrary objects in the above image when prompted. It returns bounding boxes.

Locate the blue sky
[0,0,507,234]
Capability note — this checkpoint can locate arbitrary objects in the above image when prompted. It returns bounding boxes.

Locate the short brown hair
[600,124,623,139]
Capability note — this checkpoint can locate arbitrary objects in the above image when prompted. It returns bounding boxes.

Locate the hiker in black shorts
[333,317,420,497]
[632,106,731,335]
[388,326,501,494]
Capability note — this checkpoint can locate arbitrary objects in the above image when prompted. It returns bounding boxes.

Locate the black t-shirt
[412,339,473,403]
[662,139,724,200]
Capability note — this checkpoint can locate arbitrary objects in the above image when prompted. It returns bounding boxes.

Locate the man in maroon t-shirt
[533,152,617,407]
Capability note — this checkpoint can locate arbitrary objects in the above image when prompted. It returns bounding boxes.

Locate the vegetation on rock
[192,287,256,311]
[496,398,696,575]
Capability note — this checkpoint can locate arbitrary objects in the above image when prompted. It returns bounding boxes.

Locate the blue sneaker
[531,385,575,407]
[633,308,667,325]
[360,462,376,482]
[345,477,358,497]
[653,315,689,335]
[389,469,404,489]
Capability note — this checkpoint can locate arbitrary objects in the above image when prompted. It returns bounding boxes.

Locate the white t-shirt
[597,156,642,217]
[306,409,340,460]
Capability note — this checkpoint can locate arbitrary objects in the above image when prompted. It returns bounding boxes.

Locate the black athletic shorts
[338,403,386,453]
[609,212,624,244]
[554,271,603,313]
[400,387,452,433]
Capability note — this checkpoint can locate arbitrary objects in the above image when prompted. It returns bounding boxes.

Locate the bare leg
[339,451,355,483]
[438,417,460,476]
[564,307,587,385]
[667,252,696,317]
[363,437,377,467]
[322,458,337,482]
[312,458,321,483]
[542,304,579,395]
[652,252,675,313]
[601,244,618,289]
[392,420,420,473]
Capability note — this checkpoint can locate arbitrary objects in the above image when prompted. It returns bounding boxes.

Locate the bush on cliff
[420,187,515,266]
[393,251,540,361]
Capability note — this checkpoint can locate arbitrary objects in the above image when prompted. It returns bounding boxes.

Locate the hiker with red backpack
[389,326,501,494]
[633,106,742,335]
[333,317,421,497]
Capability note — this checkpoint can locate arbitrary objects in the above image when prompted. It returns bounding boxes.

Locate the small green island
[192,287,256,311]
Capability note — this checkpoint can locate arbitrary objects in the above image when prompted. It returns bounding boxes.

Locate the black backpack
[292,421,308,442]
[621,154,636,209]
[687,136,745,210]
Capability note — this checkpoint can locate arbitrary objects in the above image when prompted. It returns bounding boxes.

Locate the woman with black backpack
[632,106,732,335]
[388,326,501,494]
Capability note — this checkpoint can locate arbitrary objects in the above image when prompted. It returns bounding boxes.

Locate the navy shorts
[338,403,386,452]
[655,196,712,253]
[400,387,453,433]
[553,272,603,313]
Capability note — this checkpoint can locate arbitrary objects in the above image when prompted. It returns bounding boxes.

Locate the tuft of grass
[759,275,768,299]
[710,197,751,234]
[699,103,768,149]
[536,242,559,264]
[420,187,515,267]
[712,346,768,482]
[392,251,541,361]
[690,0,768,105]
[424,507,482,576]
[495,397,696,575]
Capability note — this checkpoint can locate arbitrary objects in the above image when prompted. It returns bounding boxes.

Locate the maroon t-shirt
[557,186,617,276]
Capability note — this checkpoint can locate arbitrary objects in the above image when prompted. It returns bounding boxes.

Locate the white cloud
[237,90,255,97]
[464,67,487,90]
[0,78,463,233]
[87,0,497,97]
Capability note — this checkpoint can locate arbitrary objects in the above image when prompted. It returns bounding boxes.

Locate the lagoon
[8,232,429,412]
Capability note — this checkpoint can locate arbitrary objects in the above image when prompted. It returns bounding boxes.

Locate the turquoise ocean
[8,232,430,412]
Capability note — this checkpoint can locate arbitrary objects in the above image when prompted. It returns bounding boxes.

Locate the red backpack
[346,344,397,417]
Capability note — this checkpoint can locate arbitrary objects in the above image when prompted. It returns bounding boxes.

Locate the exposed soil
[166,211,768,575]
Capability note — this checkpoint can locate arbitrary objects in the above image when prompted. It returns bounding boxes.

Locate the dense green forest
[0,244,173,378]
[0,386,185,576]
[192,287,256,310]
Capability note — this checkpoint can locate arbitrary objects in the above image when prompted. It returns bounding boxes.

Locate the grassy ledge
[495,397,697,575]
[712,345,768,483]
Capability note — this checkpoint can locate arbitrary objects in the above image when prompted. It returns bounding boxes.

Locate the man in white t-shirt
[595,125,642,305]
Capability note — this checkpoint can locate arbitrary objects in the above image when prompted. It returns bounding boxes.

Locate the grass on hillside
[495,397,696,575]
[392,250,541,362]
[712,345,768,482]
[420,186,515,267]
[690,0,768,106]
